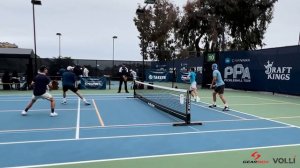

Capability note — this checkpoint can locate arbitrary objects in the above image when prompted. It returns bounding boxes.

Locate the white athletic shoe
[21,110,27,116]
[61,98,67,104]
[196,97,201,102]
[82,98,91,105]
[50,112,58,117]
[84,101,91,105]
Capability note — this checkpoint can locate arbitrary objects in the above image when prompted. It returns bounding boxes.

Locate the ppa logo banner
[224,64,251,83]
[264,60,293,80]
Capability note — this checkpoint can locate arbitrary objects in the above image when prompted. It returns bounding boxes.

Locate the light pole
[31,0,42,75]
[112,36,118,76]
[56,33,62,57]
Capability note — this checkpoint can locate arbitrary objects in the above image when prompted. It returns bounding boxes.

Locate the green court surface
[1,83,299,168]
[46,145,300,168]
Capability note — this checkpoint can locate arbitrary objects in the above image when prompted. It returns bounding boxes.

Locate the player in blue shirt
[209,63,229,111]
[21,65,57,117]
[185,68,200,102]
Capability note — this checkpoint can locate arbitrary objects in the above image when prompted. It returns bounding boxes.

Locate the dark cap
[39,65,48,72]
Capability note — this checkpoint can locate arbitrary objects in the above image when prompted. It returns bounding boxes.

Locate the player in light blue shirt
[209,63,229,111]
[186,68,200,102]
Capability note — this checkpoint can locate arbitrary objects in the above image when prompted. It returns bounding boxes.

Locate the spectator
[118,64,129,93]
[2,71,11,90]
[11,71,20,90]
[129,69,137,89]
[83,66,89,77]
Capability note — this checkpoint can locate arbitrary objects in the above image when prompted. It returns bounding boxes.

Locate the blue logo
[225,58,231,64]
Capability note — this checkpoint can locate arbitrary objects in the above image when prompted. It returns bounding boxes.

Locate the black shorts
[214,85,225,94]
[63,85,78,93]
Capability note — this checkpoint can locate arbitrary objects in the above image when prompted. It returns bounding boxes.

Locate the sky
[0,0,299,61]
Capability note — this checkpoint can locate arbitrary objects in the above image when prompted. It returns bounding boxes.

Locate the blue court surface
[0,94,300,167]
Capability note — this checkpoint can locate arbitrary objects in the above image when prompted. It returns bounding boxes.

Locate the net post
[186,90,191,124]
[173,90,202,126]
[133,80,136,98]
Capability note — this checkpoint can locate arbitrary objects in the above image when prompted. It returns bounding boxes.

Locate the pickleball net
[134,81,202,126]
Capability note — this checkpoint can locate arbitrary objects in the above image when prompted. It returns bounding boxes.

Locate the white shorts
[190,82,197,90]
[32,92,53,101]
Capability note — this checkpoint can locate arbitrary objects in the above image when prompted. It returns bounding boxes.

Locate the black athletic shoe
[209,105,217,108]
[223,106,229,111]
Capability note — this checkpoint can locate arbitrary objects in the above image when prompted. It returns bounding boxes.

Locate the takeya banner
[218,45,300,95]
[80,76,106,89]
[150,57,204,84]
[145,70,170,82]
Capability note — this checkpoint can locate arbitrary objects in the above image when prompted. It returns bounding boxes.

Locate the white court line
[229,102,289,106]
[11,143,300,168]
[0,108,93,113]
[193,100,300,129]
[75,98,81,140]
[0,127,75,134]
[0,126,294,145]
[228,107,300,129]
[2,115,300,134]
[0,97,130,102]
[192,102,246,120]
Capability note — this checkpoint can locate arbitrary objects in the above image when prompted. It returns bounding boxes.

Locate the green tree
[134,0,179,61]
[178,0,277,52]
[214,0,277,50]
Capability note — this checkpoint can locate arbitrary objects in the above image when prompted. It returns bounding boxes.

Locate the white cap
[67,66,74,71]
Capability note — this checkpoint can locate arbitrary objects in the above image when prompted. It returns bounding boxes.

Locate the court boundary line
[75,98,80,139]
[1,115,300,134]
[92,99,105,127]
[192,102,247,120]
[8,143,300,168]
[228,107,300,129]
[0,126,294,145]
[228,102,290,106]
[0,108,93,113]
[195,99,300,129]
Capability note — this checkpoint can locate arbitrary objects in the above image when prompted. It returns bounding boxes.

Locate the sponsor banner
[80,76,106,89]
[178,70,189,83]
[219,46,300,95]
[150,57,204,84]
[145,70,170,82]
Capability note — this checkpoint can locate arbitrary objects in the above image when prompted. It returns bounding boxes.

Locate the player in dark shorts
[22,65,57,117]
[61,66,90,105]
[209,63,229,111]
